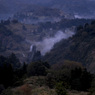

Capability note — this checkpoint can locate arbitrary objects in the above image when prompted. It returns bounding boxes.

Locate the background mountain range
[0,0,95,19]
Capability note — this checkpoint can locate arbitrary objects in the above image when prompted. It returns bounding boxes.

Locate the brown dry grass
[12,76,90,95]
[13,84,32,95]
[13,85,56,95]
[31,86,57,95]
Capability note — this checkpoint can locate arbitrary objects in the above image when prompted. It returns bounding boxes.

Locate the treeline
[46,61,93,91]
[0,53,50,94]
[39,18,93,30]
[0,53,95,95]
[0,19,18,25]
[0,53,27,92]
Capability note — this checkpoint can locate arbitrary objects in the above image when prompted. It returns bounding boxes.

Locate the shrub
[17,84,31,95]
[46,73,55,88]
[0,88,13,95]
[55,82,67,95]
[89,78,95,95]
[27,61,50,76]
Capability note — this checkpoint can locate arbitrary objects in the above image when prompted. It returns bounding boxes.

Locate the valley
[0,19,93,63]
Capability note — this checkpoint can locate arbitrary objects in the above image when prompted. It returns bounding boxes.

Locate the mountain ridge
[43,21,95,73]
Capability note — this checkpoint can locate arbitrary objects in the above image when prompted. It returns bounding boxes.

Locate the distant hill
[0,20,40,62]
[0,21,25,60]
[43,0,95,18]
[0,0,95,19]
[43,21,95,73]
[13,5,66,24]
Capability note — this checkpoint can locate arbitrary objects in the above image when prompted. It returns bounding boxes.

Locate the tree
[8,53,21,69]
[3,19,10,25]
[22,62,27,74]
[46,73,55,88]
[77,25,83,31]
[89,78,95,95]
[70,68,93,91]
[22,25,27,30]
[0,88,13,95]
[32,51,42,62]
[80,69,93,91]
[0,63,14,88]
[0,85,5,94]
[12,19,18,24]
[27,61,50,76]
[0,54,25,88]
[91,20,95,25]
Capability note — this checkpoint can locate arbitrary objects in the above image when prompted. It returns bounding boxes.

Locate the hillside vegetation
[13,5,65,24]
[0,19,93,62]
[0,54,93,95]
[1,20,95,94]
[44,20,95,73]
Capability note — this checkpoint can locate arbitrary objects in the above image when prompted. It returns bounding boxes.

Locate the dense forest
[0,53,94,95]
[44,20,95,73]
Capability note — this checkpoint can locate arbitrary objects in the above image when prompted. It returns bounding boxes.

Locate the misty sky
[0,0,95,19]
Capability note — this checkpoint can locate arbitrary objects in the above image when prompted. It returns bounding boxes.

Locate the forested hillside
[44,20,95,73]
[0,19,93,63]
[0,20,24,57]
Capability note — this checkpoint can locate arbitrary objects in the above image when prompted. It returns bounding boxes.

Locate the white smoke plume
[74,14,95,19]
[30,29,75,55]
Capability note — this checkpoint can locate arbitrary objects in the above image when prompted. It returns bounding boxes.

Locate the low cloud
[30,29,75,55]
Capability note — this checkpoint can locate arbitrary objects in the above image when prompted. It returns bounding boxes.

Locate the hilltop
[13,5,66,24]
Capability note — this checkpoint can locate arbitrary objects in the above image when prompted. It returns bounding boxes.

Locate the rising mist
[30,29,75,55]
